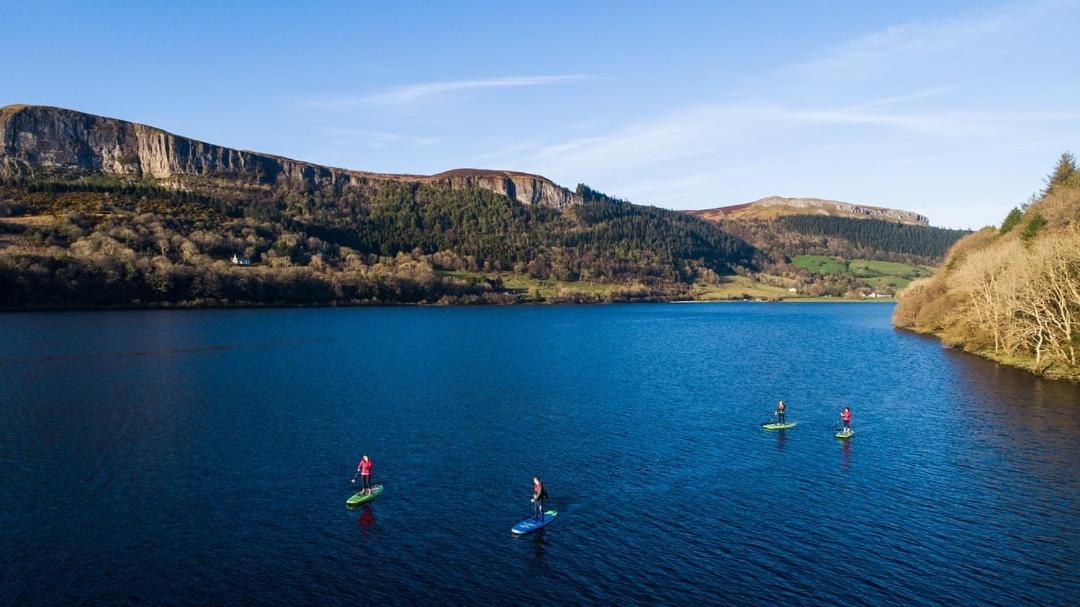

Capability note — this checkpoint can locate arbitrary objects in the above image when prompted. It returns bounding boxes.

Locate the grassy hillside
[893,153,1080,382]
[791,255,930,293]
[791,255,847,275]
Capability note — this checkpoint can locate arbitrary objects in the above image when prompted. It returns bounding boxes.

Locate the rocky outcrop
[694,196,929,225]
[0,104,580,208]
[429,169,581,209]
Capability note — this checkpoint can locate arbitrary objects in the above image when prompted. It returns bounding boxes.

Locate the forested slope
[719,215,969,266]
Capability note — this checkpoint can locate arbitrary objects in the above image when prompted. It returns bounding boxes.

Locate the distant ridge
[692,196,928,226]
[0,104,582,209]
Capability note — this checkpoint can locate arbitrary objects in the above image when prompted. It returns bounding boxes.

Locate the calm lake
[1,303,1078,605]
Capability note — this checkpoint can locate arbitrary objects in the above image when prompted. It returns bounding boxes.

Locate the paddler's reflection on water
[357,507,375,529]
[839,439,851,471]
[530,533,548,563]
[775,429,787,451]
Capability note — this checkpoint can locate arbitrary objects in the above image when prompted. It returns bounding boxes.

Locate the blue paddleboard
[511,510,558,535]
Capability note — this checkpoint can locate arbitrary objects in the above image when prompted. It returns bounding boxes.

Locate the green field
[791,255,932,291]
[848,259,931,279]
[438,271,634,300]
[691,274,794,300]
[791,255,847,274]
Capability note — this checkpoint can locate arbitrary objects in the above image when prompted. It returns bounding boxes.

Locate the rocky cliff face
[694,196,929,226]
[429,169,581,209]
[0,104,581,208]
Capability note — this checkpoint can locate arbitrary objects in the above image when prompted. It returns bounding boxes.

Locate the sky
[3,0,1079,229]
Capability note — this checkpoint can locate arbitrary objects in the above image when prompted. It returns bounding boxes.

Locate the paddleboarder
[353,455,373,495]
[776,400,786,425]
[532,476,548,521]
[840,407,852,433]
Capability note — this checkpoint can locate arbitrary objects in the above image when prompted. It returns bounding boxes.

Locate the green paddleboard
[346,484,384,506]
[835,430,854,439]
[762,421,797,430]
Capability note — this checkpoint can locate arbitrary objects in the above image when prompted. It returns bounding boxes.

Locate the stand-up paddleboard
[512,510,558,535]
[835,429,854,439]
[762,421,797,430]
[346,484,383,506]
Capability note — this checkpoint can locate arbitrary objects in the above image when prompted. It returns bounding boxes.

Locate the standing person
[532,476,548,521]
[776,400,786,425]
[353,455,373,495]
[840,407,852,432]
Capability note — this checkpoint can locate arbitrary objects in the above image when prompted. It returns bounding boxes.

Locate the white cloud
[303,75,596,108]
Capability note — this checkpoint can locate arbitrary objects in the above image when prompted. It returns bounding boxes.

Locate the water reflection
[525,532,551,574]
[356,507,375,530]
[775,430,787,451]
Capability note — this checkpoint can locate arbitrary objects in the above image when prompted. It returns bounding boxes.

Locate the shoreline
[0,297,898,313]
[894,325,1080,384]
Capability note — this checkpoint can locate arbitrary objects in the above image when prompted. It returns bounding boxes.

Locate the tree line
[775,215,969,261]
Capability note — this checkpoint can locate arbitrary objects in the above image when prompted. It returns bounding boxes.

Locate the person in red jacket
[840,407,852,432]
[776,400,786,425]
[532,476,548,521]
[353,455,373,495]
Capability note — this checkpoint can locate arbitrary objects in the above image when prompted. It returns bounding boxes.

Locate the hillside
[692,196,928,225]
[0,105,758,307]
[893,153,1080,382]
[690,195,969,296]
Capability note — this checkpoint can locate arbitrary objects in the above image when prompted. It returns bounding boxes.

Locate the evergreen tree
[1045,152,1077,192]
[1000,208,1024,234]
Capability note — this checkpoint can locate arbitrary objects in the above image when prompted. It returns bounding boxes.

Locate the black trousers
[778,411,785,424]
[361,475,372,491]
[534,498,544,519]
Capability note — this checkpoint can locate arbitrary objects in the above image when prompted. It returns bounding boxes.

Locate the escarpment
[0,104,580,208]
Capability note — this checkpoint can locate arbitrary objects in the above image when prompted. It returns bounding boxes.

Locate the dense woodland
[894,153,1080,382]
[720,215,969,266]
[0,177,758,307]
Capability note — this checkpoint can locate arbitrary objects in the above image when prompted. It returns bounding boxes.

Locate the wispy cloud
[486,1,1080,228]
[506,101,1080,177]
[304,75,596,108]
[320,127,440,149]
[788,10,1007,80]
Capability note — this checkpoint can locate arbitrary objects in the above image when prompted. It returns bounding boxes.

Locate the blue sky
[4,0,1079,228]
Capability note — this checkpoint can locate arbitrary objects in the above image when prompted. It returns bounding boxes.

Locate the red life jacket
[358,459,372,476]
[841,410,851,422]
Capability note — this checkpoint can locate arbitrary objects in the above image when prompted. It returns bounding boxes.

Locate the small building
[231,254,252,266]
[787,287,798,294]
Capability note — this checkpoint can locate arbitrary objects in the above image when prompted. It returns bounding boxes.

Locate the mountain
[691,196,928,226]
[0,104,581,209]
[693,195,967,266]
[0,104,758,308]
[893,153,1080,382]
[686,194,970,298]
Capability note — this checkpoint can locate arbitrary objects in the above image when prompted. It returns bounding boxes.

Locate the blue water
[1,304,1077,605]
